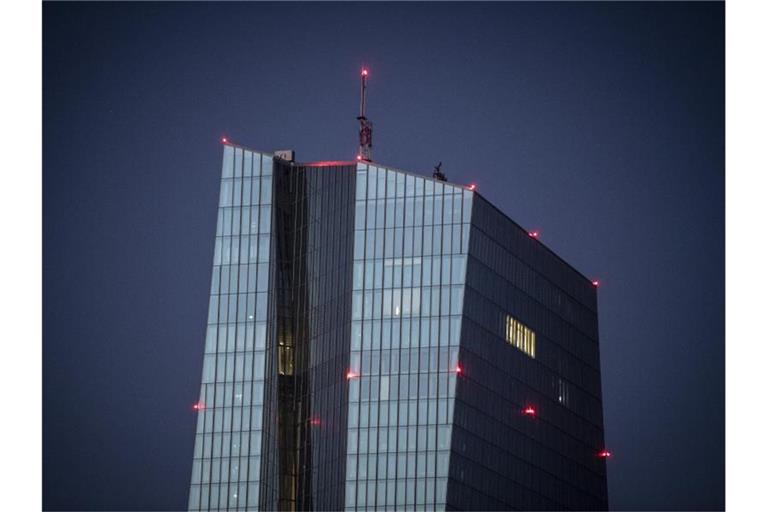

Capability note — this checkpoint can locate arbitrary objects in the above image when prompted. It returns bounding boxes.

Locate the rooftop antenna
[356,67,373,162]
[433,161,447,182]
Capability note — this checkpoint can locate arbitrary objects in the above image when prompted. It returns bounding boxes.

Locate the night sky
[43,2,724,511]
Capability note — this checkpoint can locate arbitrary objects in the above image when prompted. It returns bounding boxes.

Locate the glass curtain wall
[446,196,607,510]
[267,161,358,511]
[345,163,473,511]
[189,145,274,511]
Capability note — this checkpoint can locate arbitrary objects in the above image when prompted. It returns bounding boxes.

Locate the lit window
[278,338,294,376]
[505,315,536,358]
[557,378,569,406]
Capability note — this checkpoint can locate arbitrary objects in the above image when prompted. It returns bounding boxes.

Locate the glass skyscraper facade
[189,142,608,511]
[345,165,471,510]
[188,145,274,511]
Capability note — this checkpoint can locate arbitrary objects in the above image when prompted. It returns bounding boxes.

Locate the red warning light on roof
[528,231,539,238]
[592,280,600,287]
[523,406,536,416]
[310,418,321,426]
[192,402,205,411]
[221,137,228,144]
[346,370,360,380]
[454,365,463,375]
[361,68,369,76]
[356,154,363,161]
[598,450,611,458]
[467,183,477,191]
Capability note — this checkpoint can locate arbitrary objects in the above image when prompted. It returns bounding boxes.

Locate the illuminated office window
[557,378,569,406]
[505,315,536,358]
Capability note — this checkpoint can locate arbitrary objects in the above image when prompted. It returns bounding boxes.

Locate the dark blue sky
[43,2,724,510]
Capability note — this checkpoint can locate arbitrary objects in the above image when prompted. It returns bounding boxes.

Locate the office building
[188,142,609,510]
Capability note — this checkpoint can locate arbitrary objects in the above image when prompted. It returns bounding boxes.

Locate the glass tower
[188,145,274,511]
[189,143,609,511]
[344,164,471,510]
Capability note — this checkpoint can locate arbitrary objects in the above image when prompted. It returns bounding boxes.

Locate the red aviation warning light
[598,450,612,458]
[454,364,463,375]
[528,231,540,239]
[310,417,322,426]
[361,68,369,77]
[523,406,536,416]
[221,137,228,144]
[467,183,477,191]
[192,401,205,411]
[346,370,360,380]
[592,280,600,287]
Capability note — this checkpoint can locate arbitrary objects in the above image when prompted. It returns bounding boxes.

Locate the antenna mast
[357,68,373,162]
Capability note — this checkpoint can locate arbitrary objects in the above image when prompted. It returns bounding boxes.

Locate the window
[505,315,536,358]
[557,378,570,406]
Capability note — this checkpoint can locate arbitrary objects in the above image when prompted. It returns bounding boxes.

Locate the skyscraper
[188,142,609,511]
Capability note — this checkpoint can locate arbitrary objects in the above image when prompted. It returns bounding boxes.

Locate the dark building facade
[188,143,608,511]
